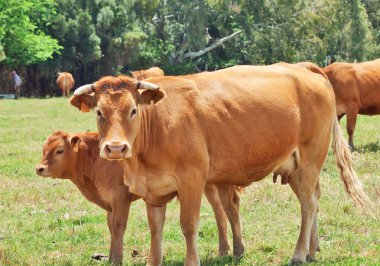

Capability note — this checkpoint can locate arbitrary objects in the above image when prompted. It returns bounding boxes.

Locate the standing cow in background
[57,72,75,97]
[35,130,241,265]
[323,59,380,149]
[70,64,370,265]
[131,67,164,80]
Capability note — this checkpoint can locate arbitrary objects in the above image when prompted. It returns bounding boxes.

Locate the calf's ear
[70,136,82,152]
[69,94,96,112]
[138,90,165,105]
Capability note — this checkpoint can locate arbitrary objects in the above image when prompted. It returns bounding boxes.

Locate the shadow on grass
[356,140,380,153]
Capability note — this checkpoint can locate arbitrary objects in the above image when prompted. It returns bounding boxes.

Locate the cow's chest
[123,166,178,205]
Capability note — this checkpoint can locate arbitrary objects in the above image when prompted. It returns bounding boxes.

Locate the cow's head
[35,131,81,179]
[69,76,164,160]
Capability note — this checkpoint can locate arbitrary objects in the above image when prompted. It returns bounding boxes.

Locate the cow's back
[144,64,335,185]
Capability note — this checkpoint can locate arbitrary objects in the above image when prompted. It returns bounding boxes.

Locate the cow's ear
[70,136,82,152]
[138,90,165,105]
[69,94,96,112]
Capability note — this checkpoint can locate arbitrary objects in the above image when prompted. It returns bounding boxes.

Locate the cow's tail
[63,75,68,90]
[331,116,372,208]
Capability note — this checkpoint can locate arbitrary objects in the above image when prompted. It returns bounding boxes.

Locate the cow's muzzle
[35,164,49,177]
[101,141,131,160]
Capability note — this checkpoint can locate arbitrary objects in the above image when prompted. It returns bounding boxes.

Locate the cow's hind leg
[346,107,358,150]
[290,176,321,260]
[217,184,245,259]
[289,165,320,265]
[204,184,230,256]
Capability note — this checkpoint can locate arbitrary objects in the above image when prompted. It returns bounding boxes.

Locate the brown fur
[131,67,165,80]
[323,59,380,149]
[296,61,329,80]
[36,131,237,264]
[70,63,370,265]
[57,72,75,97]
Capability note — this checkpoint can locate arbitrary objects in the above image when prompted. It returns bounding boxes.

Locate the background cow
[57,72,75,97]
[35,131,240,265]
[131,67,164,80]
[323,59,380,149]
[70,64,370,265]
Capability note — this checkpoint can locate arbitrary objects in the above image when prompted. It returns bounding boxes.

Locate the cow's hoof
[306,255,316,262]
[233,245,245,259]
[289,257,306,265]
[218,244,230,256]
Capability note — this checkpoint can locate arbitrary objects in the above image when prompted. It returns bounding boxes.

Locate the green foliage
[1,0,380,94]
[0,0,61,67]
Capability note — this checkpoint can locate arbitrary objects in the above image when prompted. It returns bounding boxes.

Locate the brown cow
[35,131,240,265]
[57,72,75,97]
[70,64,370,265]
[323,59,380,149]
[131,67,164,80]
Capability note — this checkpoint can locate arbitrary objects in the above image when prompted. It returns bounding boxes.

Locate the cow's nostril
[105,145,112,154]
[121,145,127,153]
[38,167,44,173]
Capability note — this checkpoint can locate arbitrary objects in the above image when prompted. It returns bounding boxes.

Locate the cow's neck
[69,144,111,210]
[123,105,157,198]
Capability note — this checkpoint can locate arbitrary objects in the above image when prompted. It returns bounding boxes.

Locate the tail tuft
[332,116,372,208]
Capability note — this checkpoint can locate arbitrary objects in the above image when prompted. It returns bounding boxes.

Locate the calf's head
[35,131,81,179]
[69,76,164,160]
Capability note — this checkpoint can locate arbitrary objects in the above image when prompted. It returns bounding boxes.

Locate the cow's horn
[138,81,159,90]
[74,84,94,95]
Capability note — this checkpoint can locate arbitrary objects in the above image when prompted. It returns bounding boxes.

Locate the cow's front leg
[109,192,132,265]
[178,180,204,266]
[146,202,167,266]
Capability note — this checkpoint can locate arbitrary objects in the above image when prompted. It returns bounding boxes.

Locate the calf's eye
[56,150,64,155]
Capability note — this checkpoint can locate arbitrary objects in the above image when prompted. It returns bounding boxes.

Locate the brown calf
[35,131,240,265]
[57,72,75,97]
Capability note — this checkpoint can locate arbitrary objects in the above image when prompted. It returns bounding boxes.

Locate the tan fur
[36,131,238,264]
[323,59,380,149]
[70,63,370,265]
[296,61,329,80]
[131,67,165,80]
[57,72,75,97]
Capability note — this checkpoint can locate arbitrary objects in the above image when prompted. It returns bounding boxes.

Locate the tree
[0,0,61,67]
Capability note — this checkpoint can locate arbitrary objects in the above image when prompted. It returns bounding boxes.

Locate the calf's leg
[204,184,230,256]
[217,184,245,258]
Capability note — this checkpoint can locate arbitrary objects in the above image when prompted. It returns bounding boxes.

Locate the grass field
[1,97,379,266]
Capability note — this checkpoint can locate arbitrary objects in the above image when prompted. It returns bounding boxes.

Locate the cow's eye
[56,150,64,155]
[130,107,137,118]
[97,110,103,118]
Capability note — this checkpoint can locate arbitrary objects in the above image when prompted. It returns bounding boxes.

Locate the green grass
[1,98,379,265]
